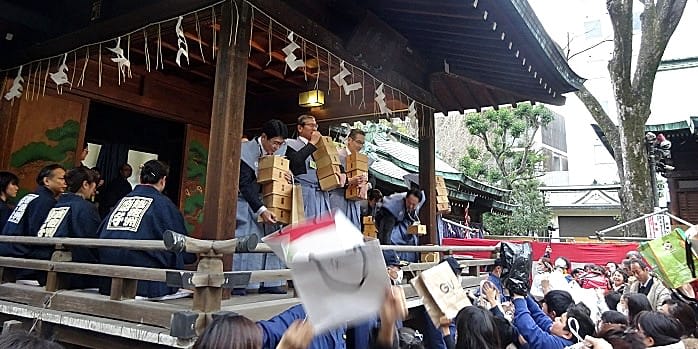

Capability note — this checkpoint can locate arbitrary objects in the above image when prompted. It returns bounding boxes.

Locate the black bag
[500,242,533,296]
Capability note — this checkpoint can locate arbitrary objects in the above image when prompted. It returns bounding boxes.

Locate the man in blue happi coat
[285,115,329,219]
[98,160,194,298]
[233,119,291,296]
[0,164,66,260]
[328,129,372,229]
[374,189,425,262]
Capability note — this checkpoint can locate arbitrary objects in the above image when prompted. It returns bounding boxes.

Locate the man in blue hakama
[98,160,194,298]
[285,115,330,219]
[0,164,66,259]
[375,190,425,262]
[328,129,372,229]
[233,119,291,295]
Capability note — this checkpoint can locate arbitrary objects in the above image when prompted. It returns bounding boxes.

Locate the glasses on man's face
[302,123,318,129]
[351,139,365,145]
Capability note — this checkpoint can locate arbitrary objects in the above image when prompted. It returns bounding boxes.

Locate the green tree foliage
[483,180,552,236]
[461,104,552,190]
[10,120,79,168]
[460,104,553,236]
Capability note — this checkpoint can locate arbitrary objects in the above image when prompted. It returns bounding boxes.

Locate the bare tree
[575,0,687,236]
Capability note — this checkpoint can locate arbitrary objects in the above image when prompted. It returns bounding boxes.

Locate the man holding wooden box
[329,129,371,229]
[375,189,425,262]
[234,119,291,295]
[285,115,332,219]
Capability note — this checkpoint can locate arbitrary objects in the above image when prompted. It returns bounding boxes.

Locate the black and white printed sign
[7,194,38,224]
[107,196,153,232]
[37,207,70,238]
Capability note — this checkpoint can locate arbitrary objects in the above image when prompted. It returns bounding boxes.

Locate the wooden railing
[0,233,494,345]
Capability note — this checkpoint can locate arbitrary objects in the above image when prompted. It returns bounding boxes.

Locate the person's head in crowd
[119,163,133,180]
[625,293,653,324]
[584,264,596,272]
[346,129,366,154]
[0,331,64,349]
[627,250,642,261]
[37,164,66,196]
[535,257,553,274]
[598,310,629,332]
[193,314,262,349]
[605,262,618,275]
[605,291,623,312]
[594,324,647,349]
[64,167,99,199]
[634,310,684,347]
[630,259,652,284]
[367,189,383,209]
[612,270,629,288]
[260,119,289,155]
[554,256,571,273]
[384,250,407,284]
[487,259,503,278]
[296,114,317,140]
[140,160,169,192]
[0,171,19,202]
[542,290,575,320]
[621,258,633,273]
[549,303,595,343]
[441,256,463,278]
[571,268,585,281]
[404,189,422,213]
[661,298,698,338]
[454,306,502,349]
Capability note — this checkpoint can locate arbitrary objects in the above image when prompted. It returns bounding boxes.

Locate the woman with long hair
[611,270,629,294]
[454,306,502,349]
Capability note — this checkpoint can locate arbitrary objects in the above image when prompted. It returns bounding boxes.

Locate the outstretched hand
[277,320,314,349]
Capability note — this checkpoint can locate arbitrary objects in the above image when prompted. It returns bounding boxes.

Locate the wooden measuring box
[262,181,292,197]
[257,155,289,184]
[436,187,448,196]
[319,173,342,191]
[263,195,292,210]
[407,224,427,235]
[315,153,341,168]
[363,216,377,238]
[259,156,289,171]
[347,152,369,172]
[317,164,341,180]
[437,202,451,214]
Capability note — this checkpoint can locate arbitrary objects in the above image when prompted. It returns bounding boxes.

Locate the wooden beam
[201,0,251,247]
[418,110,438,245]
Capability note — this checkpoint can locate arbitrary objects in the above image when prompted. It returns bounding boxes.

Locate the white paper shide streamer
[374,83,392,116]
[49,53,72,93]
[282,32,305,71]
[4,66,24,101]
[175,16,190,67]
[332,60,362,95]
[107,37,132,84]
[407,100,417,118]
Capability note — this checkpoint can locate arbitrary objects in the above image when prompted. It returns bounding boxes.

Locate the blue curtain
[96,144,129,185]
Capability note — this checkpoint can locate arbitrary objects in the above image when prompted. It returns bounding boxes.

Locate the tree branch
[606,0,634,107]
[574,85,621,160]
[568,39,613,60]
[632,0,687,118]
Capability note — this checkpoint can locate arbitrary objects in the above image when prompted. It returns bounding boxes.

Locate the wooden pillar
[201,0,251,250]
[418,110,438,245]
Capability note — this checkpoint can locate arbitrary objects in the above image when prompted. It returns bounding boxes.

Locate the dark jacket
[98,185,192,298]
[0,199,13,233]
[0,186,57,257]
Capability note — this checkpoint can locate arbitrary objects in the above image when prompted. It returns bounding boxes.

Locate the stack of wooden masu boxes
[362,216,377,238]
[314,136,343,191]
[345,152,369,200]
[435,175,451,214]
[256,155,292,224]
